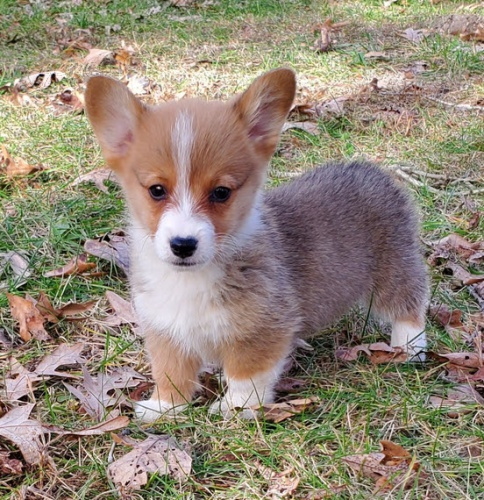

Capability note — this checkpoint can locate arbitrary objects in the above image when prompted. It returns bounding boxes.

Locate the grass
[1,0,484,498]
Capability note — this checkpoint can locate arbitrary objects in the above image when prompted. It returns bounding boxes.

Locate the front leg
[210,337,292,419]
[135,332,202,423]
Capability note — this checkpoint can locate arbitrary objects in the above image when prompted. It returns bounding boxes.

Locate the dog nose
[170,237,198,259]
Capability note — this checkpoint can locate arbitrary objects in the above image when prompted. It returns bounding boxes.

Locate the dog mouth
[173,261,198,268]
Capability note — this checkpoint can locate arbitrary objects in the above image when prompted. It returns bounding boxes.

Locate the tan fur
[85,68,429,421]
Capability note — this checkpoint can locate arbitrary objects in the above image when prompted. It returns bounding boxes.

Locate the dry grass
[1,0,484,498]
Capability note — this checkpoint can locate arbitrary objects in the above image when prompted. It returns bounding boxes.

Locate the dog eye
[209,186,231,203]
[148,184,167,201]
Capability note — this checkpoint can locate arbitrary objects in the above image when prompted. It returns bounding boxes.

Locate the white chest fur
[129,226,230,361]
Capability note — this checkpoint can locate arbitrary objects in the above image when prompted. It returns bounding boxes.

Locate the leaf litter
[343,440,426,492]
[107,435,192,493]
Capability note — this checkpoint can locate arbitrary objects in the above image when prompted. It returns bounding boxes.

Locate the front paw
[209,397,259,420]
[134,398,186,423]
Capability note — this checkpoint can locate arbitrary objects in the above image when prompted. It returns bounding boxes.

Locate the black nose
[170,237,198,259]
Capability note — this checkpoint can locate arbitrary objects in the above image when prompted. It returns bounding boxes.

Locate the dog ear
[233,68,296,160]
[85,76,145,167]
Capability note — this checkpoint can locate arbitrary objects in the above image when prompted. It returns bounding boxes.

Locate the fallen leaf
[35,343,85,377]
[64,365,145,421]
[282,121,319,135]
[0,450,23,475]
[83,230,130,273]
[429,304,470,342]
[0,250,31,288]
[429,383,484,416]
[0,144,43,178]
[275,377,307,394]
[335,343,408,364]
[83,48,114,67]
[257,397,319,423]
[256,462,300,498]
[103,291,137,326]
[433,351,483,369]
[55,88,84,113]
[6,293,50,342]
[364,51,389,60]
[13,71,65,91]
[0,404,44,465]
[443,261,484,286]
[4,357,40,401]
[107,435,192,493]
[56,299,97,319]
[44,415,129,436]
[315,97,348,119]
[71,167,116,193]
[430,304,463,329]
[127,75,152,95]
[43,253,96,278]
[428,233,484,265]
[343,440,423,491]
[401,28,429,43]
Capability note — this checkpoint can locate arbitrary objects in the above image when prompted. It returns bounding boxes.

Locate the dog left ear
[233,68,296,160]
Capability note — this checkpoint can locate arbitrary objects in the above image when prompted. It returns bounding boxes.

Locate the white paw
[209,397,259,420]
[134,398,186,423]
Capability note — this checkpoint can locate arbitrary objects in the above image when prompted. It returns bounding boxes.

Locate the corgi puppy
[85,68,428,422]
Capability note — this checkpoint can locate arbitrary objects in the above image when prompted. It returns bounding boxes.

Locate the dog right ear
[85,76,145,167]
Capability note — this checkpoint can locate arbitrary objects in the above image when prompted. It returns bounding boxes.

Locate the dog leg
[391,318,427,362]
[135,332,201,422]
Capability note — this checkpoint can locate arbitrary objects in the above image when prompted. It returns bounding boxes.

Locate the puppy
[84,68,428,422]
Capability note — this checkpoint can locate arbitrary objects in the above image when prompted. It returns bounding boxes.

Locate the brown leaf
[256,463,300,498]
[43,253,96,278]
[14,71,65,91]
[364,51,390,60]
[4,357,41,401]
[429,383,484,416]
[433,351,483,369]
[44,415,130,436]
[282,121,319,135]
[64,365,145,421]
[401,28,428,43]
[0,450,23,475]
[34,343,85,377]
[83,230,129,273]
[429,304,463,329]
[257,397,319,423]
[336,343,407,364]
[275,377,307,394]
[443,261,484,286]
[55,89,85,114]
[0,250,31,288]
[428,233,484,265]
[0,404,44,465]
[107,435,192,493]
[343,440,423,490]
[83,48,114,67]
[71,168,116,193]
[6,293,50,342]
[104,291,137,326]
[57,300,97,319]
[0,144,43,178]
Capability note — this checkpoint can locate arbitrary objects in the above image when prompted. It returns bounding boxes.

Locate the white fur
[391,320,427,362]
[209,359,286,419]
[153,207,216,266]
[130,224,230,361]
[134,397,186,423]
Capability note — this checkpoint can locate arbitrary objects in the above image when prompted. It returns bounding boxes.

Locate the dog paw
[134,398,186,423]
[209,398,259,420]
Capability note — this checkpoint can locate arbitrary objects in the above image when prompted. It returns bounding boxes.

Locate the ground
[0,0,483,498]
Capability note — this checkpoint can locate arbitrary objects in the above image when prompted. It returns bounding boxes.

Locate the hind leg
[391,316,426,362]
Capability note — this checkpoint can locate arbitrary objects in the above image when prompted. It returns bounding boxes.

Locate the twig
[425,96,484,112]
[393,168,440,193]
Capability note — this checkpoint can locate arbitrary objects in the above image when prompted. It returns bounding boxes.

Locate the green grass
[1,0,484,498]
